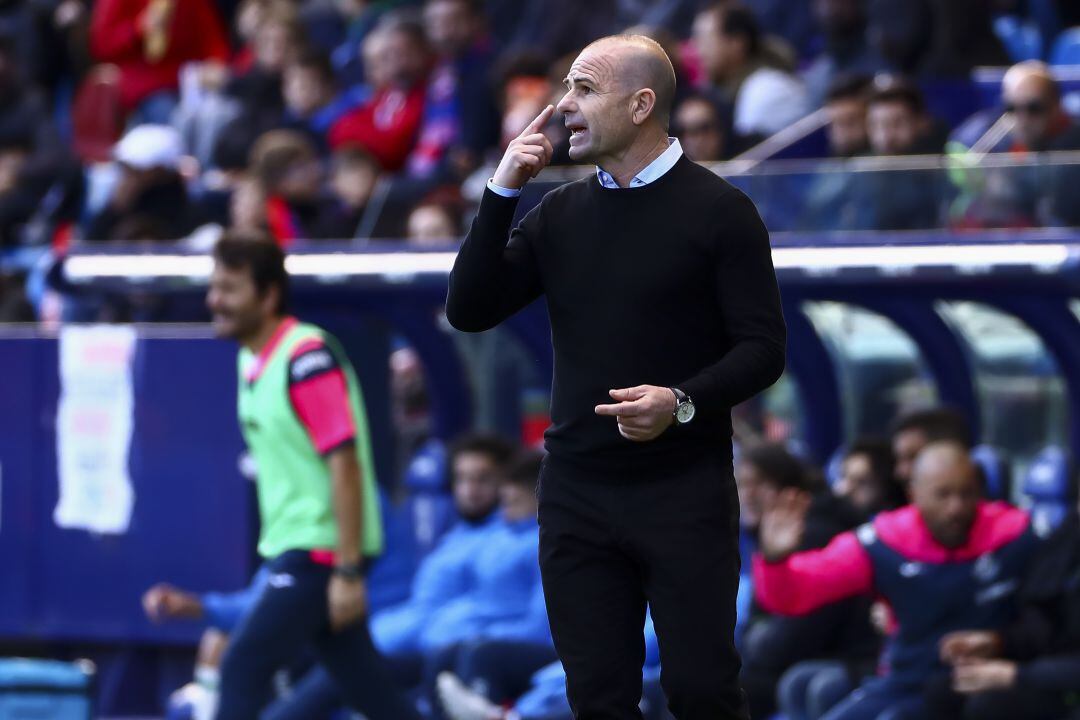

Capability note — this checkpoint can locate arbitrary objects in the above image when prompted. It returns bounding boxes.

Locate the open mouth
[567,123,587,138]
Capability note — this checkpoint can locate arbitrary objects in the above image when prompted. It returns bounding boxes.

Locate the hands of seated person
[757,488,811,562]
[594,385,677,442]
[940,630,1004,665]
[952,659,1018,693]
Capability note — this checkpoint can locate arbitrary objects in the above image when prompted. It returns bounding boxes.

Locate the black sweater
[446,156,786,472]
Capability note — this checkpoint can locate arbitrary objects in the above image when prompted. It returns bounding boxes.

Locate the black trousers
[538,453,749,720]
[215,551,420,720]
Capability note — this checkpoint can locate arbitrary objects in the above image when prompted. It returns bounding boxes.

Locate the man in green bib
[207,234,418,720]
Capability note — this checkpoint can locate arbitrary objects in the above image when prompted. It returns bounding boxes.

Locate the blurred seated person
[672,94,726,162]
[834,437,907,520]
[370,434,513,662]
[843,78,947,231]
[691,3,810,150]
[88,0,230,123]
[426,452,558,720]
[329,16,431,172]
[406,0,501,183]
[795,74,872,231]
[825,74,872,158]
[890,406,972,490]
[86,124,204,242]
[927,489,1080,720]
[737,443,878,719]
[281,49,367,145]
[754,442,1039,720]
[953,61,1080,228]
[777,437,905,720]
[407,196,463,247]
[175,4,306,169]
[321,146,381,240]
[248,129,338,244]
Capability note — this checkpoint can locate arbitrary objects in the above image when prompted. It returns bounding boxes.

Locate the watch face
[676,401,695,424]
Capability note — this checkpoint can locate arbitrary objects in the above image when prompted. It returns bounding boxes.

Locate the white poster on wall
[54,325,137,534]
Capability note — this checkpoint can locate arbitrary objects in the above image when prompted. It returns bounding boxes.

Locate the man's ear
[631,88,658,126]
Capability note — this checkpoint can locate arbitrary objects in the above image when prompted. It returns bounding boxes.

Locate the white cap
[113,124,183,171]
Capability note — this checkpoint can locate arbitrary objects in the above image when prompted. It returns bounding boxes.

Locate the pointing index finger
[524,104,555,135]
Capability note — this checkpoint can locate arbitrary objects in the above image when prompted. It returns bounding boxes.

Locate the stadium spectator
[85,124,203,242]
[754,441,1039,719]
[406,0,501,182]
[824,74,872,158]
[927,490,1080,720]
[370,433,513,661]
[833,437,906,518]
[802,0,885,105]
[227,174,269,234]
[953,61,1080,229]
[422,452,558,719]
[329,16,431,172]
[889,406,973,487]
[419,449,550,719]
[88,0,230,122]
[691,3,810,147]
[672,94,726,162]
[280,48,365,145]
[408,199,463,246]
[248,129,337,243]
[737,443,877,718]
[842,78,947,230]
[321,146,381,239]
[174,2,305,169]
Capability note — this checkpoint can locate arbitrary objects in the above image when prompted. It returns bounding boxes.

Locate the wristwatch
[332,563,364,581]
[671,387,696,425]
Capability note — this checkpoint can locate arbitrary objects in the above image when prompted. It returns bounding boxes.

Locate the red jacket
[329,85,425,172]
[90,0,230,110]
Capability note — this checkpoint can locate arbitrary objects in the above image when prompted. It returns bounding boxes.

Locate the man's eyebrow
[565,75,595,87]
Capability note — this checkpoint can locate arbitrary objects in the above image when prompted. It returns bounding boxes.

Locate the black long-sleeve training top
[446,155,786,474]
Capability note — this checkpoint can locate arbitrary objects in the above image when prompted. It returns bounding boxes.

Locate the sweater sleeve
[677,190,786,416]
[444,188,544,332]
[1015,655,1080,693]
[752,531,874,616]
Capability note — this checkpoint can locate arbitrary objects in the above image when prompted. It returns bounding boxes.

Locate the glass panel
[733,371,804,449]
[802,301,936,440]
[936,301,1068,471]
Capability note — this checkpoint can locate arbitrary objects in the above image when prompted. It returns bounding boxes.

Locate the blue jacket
[419,513,548,652]
[371,513,499,655]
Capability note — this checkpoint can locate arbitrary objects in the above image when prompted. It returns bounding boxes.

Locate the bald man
[754,441,1039,720]
[1001,61,1077,152]
[446,34,786,720]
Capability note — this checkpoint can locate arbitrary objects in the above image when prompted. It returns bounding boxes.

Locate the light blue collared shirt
[487,137,684,197]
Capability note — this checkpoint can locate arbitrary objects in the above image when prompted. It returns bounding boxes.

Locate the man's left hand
[594,385,676,442]
[952,660,1018,694]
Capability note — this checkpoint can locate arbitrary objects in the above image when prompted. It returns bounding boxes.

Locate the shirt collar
[595,137,683,189]
[243,316,298,384]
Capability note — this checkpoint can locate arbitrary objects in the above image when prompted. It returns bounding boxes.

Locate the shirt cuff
[486,179,522,198]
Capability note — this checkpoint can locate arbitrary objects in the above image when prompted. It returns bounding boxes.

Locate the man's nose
[556,91,574,115]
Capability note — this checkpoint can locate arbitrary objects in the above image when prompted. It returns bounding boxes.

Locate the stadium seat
[993,16,1044,62]
[1022,446,1075,537]
[1050,27,1080,66]
[971,444,1010,500]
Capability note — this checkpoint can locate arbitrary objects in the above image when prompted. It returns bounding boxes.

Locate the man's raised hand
[491,105,555,190]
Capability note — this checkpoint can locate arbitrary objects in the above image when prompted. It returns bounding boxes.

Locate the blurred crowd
[143,403,1080,720]
[0,0,1078,321]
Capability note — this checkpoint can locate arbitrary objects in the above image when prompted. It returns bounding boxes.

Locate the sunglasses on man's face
[1005,100,1049,116]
